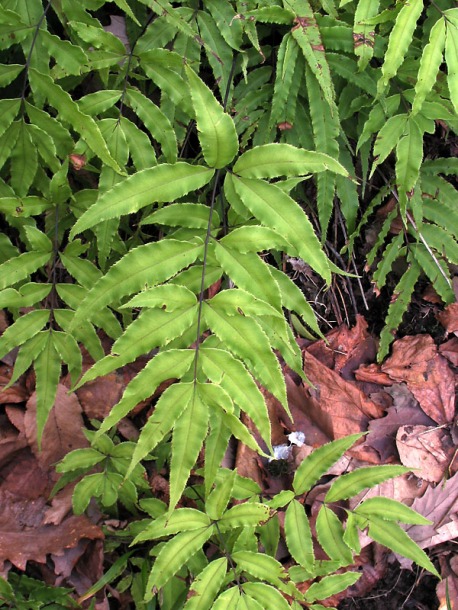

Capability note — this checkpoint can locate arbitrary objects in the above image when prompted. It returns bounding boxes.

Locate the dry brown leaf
[354,363,393,386]
[440,337,458,367]
[0,489,103,572]
[301,350,383,461]
[382,335,455,424]
[24,384,89,467]
[437,555,458,610]
[437,302,458,335]
[405,472,458,550]
[396,425,455,483]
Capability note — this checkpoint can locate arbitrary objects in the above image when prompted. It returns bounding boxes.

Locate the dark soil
[338,563,440,610]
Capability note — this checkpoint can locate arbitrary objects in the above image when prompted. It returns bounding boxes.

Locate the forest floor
[0,260,456,609]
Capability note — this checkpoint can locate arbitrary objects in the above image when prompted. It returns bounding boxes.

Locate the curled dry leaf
[381,335,455,424]
[396,425,456,483]
[437,302,458,335]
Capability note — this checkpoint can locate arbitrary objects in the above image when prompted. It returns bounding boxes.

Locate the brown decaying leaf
[381,335,455,424]
[366,384,436,462]
[396,425,456,483]
[439,336,458,367]
[437,302,458,335]
[301,350,383,462]
[405,471,458,551]
[25,384,89,467]
[436,554,458,610]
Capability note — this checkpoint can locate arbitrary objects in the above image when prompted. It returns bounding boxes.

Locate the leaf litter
[0,308,456,607]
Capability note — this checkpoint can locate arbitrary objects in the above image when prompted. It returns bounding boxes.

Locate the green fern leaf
[207,288,283,319]
[6,332,47,388]
[197,11,233,99]
[0,283,51,309]
[221,226,288,253]
[200,347,271,451]
[285,499,315,570]
[233,143,349,179]
[40,30,88,77]
[445,9,458,114]
[96,351,194,439]
[305,572,361,604]
[395,117,424,216]
[204,413,232,496]
[134,508,211,543]
[125,87,177,164]
[142,203,219,229]
[105,305,198,371]
[52,331,82,387]
[204,0,243,50]
[0,10,32,50]
[353,0,380,69]
[367,517,439,578]
[214,242,282,310]
[355,497,432,525]
[0,99,20,139]
[255,314,303,380]
[120,117,157,170]
[54,308,104,363]
[415,223,458,266]
[316,506,353,565]
[412,17,446,115]
[139,49,193,117]
[28,123,59,172]
[0,251,52,291]
[25,102,73,157]
[169,383,209,510]
[288,0,337,114]
[270,34,300,129]
[185,65,238,169]
[69,239,203,328]
[217,503,271,532]
[28,69,122,174]
[146,527,214,597]
[293,434,364,495]
[242,583,291,610]
[70,164,214,236]
[68,20,126,54]
[35,331,62,446]
[372,233,405,293]
[232,551,288,590]
[267,264,323,337]
[202,300,287,408]
[410,243,454,304]
[232,175,331,283]
[378,259,421,361]
[357,94,400,152]
[325,466,410,503]
[10,121,37,197]
[78,90,122,116]
[212,588,240,610]
[371,113,409,176]
[0,309,49,360]
[377,0,423,95]
[184,557,227,610]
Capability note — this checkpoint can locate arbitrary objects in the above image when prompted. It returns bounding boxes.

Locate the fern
[0,0,454,606]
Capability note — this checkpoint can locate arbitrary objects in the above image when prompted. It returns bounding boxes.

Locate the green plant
[0,573,80,609]
[0,0,455,606]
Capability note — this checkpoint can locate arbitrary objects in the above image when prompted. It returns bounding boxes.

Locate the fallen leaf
[382,335,455,424]
[439,337,458,367]
[24,385,89,468]
[396,425,455,483]
[405,471,458,550]
[366,384,436,462]
[0,489,103,572]
[437,302,458,335]
[301,350,383,461]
